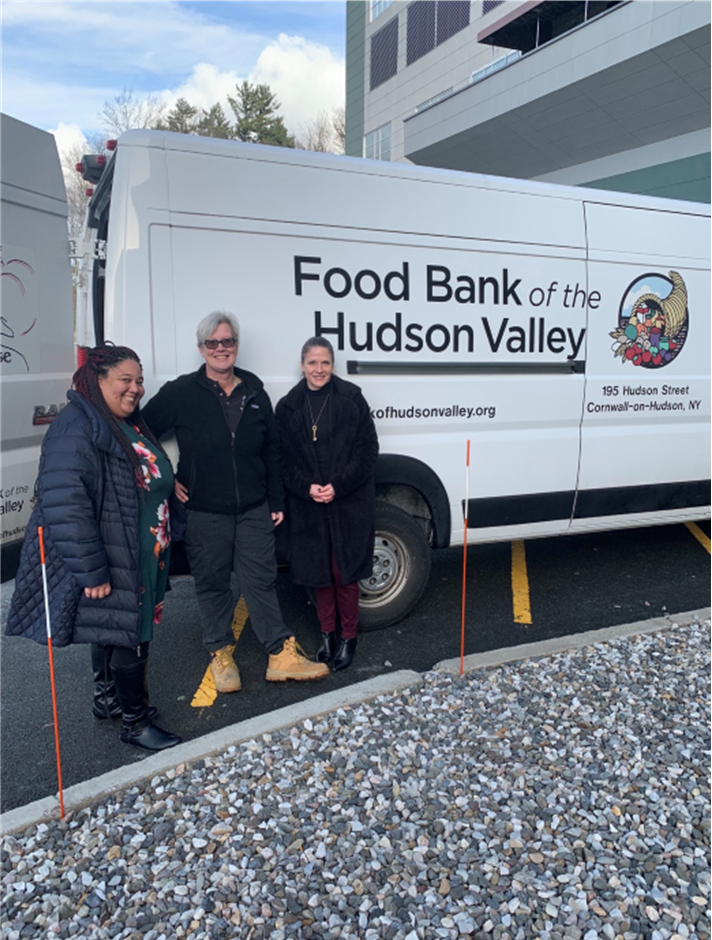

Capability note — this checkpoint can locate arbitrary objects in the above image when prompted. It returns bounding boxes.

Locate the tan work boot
[266,637,329,682]
[210,645,242,692]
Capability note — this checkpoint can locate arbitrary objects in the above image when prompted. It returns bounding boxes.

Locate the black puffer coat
[276,375,378,588]
[6,392,143,649]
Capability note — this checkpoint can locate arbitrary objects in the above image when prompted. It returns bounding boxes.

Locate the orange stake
[38,527,65,818]
[460,439,471,676]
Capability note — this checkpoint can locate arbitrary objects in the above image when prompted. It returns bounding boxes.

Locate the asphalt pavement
[1,520,710,819]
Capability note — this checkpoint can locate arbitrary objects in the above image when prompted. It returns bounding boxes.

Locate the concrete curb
[434,607,711,675]
[3,608,709,837]
[1,669,422,837]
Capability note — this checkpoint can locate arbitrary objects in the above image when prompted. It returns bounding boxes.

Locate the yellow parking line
[685,522,711,554]
[231,596,249,642]
[191,597,249,707]
[511,540,532,625]
[190,671,219,709]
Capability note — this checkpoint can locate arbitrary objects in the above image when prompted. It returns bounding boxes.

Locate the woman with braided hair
[7,344,181,751]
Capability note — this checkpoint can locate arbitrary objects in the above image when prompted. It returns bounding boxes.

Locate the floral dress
[121,424,173,643]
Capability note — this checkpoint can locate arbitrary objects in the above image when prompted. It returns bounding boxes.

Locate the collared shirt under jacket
[142,365,284,517]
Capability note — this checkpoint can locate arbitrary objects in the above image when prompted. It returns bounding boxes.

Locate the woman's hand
[174,480,189,503]
[271,511,284,526]
[320,484,335,503]
[85,582,112,599]
[309,484,335,504]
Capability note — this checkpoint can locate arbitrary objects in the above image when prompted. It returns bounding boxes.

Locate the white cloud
[249,34,345,133]
[159,36,345,136]
[3,4,345,141]
[3,69,120,137]
[3,2,267,77]
[49,122,88,157]
[163,63,241,114]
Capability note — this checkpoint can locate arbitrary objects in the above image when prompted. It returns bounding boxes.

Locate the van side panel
[577,203,711,530]
[0,115,75,561]
[159,138,587,248]
[102,143,171,371]
[98,134,711,552]
[149,218,590,545]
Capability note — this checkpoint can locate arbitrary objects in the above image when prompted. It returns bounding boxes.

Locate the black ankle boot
[111,657,180,752]
[333,637,357,672]
[120,719,182,751]
[316,632,336,663]
[92,644,158,721]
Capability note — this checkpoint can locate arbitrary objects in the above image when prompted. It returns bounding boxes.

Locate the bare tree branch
[295,110,332,152]
[331,105,345,155]
[99,89,166,137]
[296,106,345,154]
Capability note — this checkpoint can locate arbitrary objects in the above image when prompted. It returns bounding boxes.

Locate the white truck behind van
[0,114,76,576]
[74,130,710,627]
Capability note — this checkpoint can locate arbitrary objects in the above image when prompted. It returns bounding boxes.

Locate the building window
[407,0,470,66]
[407,1,436,65]
[370,0,394,20]
[437,0,470,45]
[483,1,503,14]
[480,1,624,55]
[364,123,391,161]
[370,16,399,89]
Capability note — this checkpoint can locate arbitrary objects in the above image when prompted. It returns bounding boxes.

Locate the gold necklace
[307,392,330,442]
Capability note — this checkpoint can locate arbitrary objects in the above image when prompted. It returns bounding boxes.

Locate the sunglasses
[203,338,236,350]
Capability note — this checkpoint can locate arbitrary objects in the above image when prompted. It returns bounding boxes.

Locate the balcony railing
[413,50,521,115]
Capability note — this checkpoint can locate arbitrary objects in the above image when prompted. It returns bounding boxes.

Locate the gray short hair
[196,311,240,347]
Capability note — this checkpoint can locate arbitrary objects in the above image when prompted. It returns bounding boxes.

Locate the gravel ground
[2,621,710,940]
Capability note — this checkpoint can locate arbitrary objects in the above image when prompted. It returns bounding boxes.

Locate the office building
[345,0,710,201]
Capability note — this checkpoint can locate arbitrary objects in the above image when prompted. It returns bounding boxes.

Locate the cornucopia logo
[611,271,688,369]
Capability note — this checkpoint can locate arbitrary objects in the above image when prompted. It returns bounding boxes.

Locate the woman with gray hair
[143,312,328,690]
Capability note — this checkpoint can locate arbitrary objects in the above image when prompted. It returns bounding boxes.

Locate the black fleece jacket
[143,365,284,516]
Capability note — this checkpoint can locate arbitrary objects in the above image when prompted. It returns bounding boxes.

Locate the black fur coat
[276,375,378,588]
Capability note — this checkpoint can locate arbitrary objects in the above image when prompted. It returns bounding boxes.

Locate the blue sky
[2,1,346,151]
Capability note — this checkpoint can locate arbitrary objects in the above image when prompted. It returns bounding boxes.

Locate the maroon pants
[314,552,359,639]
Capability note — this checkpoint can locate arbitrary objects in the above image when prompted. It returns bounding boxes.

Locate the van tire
[358,500,431,630]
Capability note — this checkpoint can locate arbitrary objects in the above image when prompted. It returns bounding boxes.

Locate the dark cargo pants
[185,503,291,655]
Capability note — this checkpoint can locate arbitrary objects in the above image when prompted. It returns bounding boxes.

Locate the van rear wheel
[358,501,431,630]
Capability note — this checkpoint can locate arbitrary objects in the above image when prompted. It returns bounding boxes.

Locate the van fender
[374,454,451,549]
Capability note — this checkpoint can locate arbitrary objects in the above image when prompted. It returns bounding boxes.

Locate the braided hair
[73,344,168,487]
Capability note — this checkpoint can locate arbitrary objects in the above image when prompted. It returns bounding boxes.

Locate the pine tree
[228,81,294,148]
[197,103,233,139]
[159,98,199,135]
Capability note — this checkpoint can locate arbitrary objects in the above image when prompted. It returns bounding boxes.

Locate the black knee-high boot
[91,644,158,721]
[91,644,123,719]
[110,645,181,751]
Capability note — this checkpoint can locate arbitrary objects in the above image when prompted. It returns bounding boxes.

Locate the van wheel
[358,501,431,630]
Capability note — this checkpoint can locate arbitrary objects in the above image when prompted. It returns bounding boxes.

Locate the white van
[71,130,711,625]
[0,114,75,576]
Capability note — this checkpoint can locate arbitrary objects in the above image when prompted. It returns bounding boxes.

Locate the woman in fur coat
[276,338,379,671]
